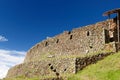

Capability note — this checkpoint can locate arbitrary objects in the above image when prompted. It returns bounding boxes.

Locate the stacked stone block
[6,19,118,79]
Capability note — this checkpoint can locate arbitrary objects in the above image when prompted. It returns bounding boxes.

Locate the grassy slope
[5,52,120,80]
[68,52,120,80]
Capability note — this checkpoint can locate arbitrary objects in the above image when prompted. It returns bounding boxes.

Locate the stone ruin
[6,8,120,79]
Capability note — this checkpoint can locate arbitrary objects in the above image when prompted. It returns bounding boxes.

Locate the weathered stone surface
[6,19,120,79]
[75,52,113,72]
[24,20,112,63]
[7,58,75,78]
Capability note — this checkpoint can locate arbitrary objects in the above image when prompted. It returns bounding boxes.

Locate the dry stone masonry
[75,52,114,72]
[24,19,116,63]
[6,8,120,79]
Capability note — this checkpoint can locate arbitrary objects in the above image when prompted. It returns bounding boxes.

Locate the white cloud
[0,49,26,79]
[0,35,8,42]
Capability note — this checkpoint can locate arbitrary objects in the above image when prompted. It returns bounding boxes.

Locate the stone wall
[6,58,75,78]
[75,52,114,72]
[24,20,115,63]
[6,52,115,79]
[6,19,119,79]
[116,42,120,51]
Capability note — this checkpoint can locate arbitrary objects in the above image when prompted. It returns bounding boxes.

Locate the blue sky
[0,0,120,79]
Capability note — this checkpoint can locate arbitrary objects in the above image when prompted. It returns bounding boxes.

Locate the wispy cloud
[0,49,26,79]
[0,35,8,42]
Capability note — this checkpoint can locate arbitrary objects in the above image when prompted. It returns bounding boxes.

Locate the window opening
[64,68,67,71]
[70,35,73,40]
[50,66,53,70]
[89,46,93,49]
[68,31,71,34]
[53,69,56,72]
[87,31,90,36]
[48,63,51,66]
[104,29,109,43]
[56,39,59,43]
[109,37,114,42]
[45,42,48,46]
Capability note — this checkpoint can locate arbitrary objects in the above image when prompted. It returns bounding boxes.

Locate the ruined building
[6,8,120,79]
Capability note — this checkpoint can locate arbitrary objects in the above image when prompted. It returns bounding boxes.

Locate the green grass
[4,75,57,80]
[67,52,120,80]
[5,51,120,80]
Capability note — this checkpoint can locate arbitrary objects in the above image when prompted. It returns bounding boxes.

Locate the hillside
[4,7,120,80]
[67,52,120,80]
[5,14,120,79]
[6,19,117,79]
[4,51,120,80]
